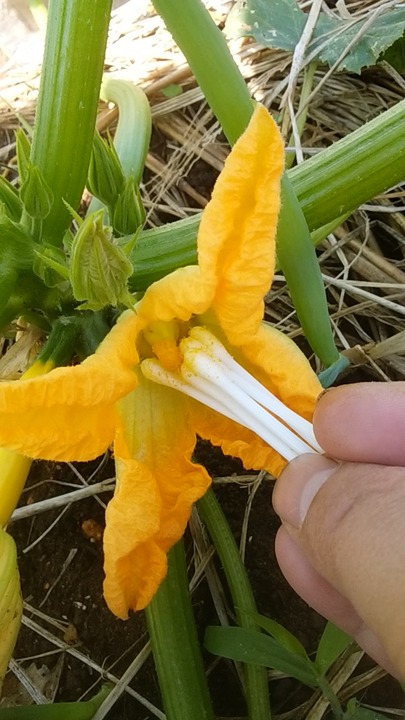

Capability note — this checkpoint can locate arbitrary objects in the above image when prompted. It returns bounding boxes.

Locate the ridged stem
[30,0,113,245]
[197,489,271,720]
[145,541,215,720]
[132,99,405,285]
[290,98,405,231]
[152,0,338,366]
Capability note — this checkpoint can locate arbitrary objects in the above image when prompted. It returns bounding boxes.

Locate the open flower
[0,105,321,617]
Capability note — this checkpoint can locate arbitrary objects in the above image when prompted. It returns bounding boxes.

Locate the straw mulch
[0,1,405,717]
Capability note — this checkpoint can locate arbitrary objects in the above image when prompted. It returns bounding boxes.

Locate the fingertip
[273,454,338,529]
[313,382,405,465]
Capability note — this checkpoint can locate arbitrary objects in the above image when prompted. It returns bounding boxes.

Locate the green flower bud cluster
[87,131,145,237]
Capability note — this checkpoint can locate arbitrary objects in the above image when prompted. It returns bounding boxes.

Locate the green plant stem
[198,489,271,720]
[152,0,253,146]
[30,0,112,245]
[317,675,344,719]
[133,98,405,286]
[145,541,215,720]
[278,177,339,365]
[290,97,405,231]
[152,0,339,366]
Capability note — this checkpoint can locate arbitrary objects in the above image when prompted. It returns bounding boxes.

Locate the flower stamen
[141,328,322,463]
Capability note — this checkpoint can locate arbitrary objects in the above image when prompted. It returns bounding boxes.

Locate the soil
[5,438,405,719]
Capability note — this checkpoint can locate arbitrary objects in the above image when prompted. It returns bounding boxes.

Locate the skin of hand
[272,382,405,679]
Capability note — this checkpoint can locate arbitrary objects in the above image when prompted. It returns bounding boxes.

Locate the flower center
[142,320,182,372]
[141,326,322,462]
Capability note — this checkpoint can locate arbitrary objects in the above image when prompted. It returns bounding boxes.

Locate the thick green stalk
[152,0,339,366]
[152,0,252,146]
[30,0,113,245]
[145,541,215,720]
[278,177,339,366]
[134,99,405,284]
[290,98,405,232]
[198,489,271,720]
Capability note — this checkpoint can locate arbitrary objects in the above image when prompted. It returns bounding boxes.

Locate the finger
[314,382,405,465]
[275,527,397,676]
[273,453,405,679]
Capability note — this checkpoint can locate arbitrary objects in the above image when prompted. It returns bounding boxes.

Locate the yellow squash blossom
[0,105,321,618]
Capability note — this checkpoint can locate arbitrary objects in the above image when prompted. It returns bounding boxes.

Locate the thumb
[273,453,405,678]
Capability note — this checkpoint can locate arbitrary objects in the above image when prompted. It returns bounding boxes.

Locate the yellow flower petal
[191,401,287,478]
[103,373,210,617]
[198,105,284,347]
[237,322,322,418]
[137,266,214,325]
[0,312,141,462]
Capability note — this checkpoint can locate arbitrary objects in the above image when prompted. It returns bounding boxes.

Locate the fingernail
[273,454,338,529]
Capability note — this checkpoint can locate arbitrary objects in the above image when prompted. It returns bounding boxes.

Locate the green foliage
[87,131,125,210]
[20,165,54,220]
[161,83,183,98]
[315,622,352,675]
[205,625,319,686]
[112,175,145,236]
[0,684,112,719]
[226,0,405,73]
[69,209,134,311]
[343,699,391,719]
[0,177,22,222]
[15,129,31,183]
[383,33,405,73]
[206,619,353,687]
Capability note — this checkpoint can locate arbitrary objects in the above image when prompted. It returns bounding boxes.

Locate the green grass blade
[205,626,318,688]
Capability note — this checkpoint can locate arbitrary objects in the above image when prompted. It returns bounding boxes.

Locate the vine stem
[145,541,215,720]
[198,488,272,720]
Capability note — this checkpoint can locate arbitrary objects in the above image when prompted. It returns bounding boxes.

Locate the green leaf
[344,698,391,719]
[315,9,405,73]
[205,625,318,687]
[0,684,112,719]
[226,0,405,73]
[247,611,309,660]
[382,33,405,73]
[161,83,183,98]
[315,622,353,675]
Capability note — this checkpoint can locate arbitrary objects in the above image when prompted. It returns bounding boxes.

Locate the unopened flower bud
[20,164,54,219]
[69,209,134,310]
[87,131,125,210]
[0,177,22,222]
[113,175,145,236]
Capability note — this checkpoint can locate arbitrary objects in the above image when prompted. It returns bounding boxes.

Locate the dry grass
[0,0,405,717]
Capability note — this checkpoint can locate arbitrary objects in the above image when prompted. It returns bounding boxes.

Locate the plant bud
[15,128,31,183]
[113,175,145,236]
[69,209,134,310]
[0,177,22,222]
[20,164,54,219]
[87,131,125,209]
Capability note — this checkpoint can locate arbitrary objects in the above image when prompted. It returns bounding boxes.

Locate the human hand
[272,382,405,679]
